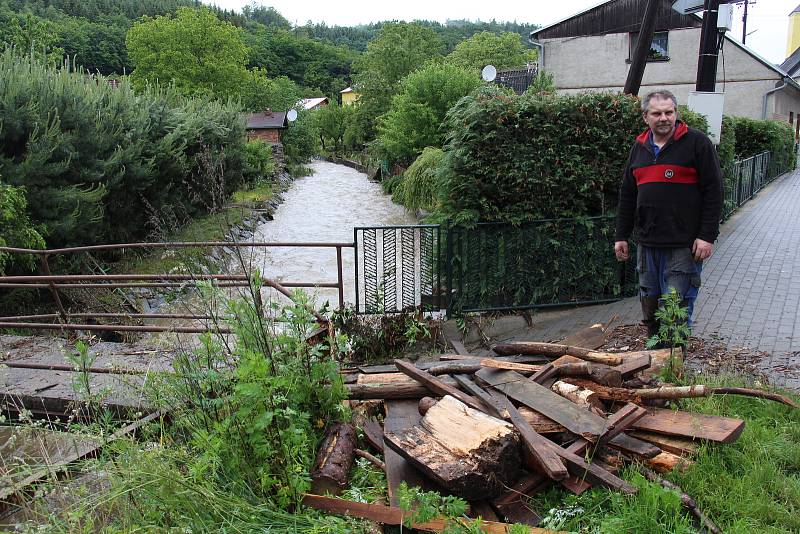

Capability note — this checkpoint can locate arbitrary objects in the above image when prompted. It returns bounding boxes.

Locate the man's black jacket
[614,121,723,248]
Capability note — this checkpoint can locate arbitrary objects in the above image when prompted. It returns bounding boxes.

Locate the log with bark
[310,422,357,496]
[384,395,523,500]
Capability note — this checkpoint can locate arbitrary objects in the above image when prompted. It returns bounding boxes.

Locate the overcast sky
[207,1,798,65]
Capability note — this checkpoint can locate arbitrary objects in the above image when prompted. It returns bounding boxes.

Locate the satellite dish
[481,65,497,82]
[287,109,298,122]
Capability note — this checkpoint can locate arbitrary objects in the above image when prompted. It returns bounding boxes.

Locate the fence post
[39,255,69,324]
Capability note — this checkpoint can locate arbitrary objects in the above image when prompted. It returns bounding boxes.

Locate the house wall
[541,28,787,120]
[247,128,282,144]
[341,91,360,106]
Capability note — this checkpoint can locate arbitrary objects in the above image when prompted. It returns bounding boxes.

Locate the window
[790,111,795,125]
[629,31,669,61]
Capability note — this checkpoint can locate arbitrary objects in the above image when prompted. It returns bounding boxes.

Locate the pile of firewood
[303,326,796,533]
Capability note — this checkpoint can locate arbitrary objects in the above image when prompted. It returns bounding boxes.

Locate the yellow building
[788,5,800,58]
[340,86,361,106]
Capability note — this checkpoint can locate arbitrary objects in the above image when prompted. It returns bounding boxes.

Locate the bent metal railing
[0,241,354,334]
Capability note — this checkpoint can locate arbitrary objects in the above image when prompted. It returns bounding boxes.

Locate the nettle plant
[156,278,348,509]
[646,287,690,380]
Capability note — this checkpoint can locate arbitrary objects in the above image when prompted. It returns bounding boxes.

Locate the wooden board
[383,400,439,506]
[627,430,699,456]
[475,369,659,458]
[301,494,562,533]
[632,407,745,444]
[561,318,616,349]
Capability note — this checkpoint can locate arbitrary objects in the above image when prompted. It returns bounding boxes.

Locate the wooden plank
[632,407,745,444]
[360,417,384,453]
[561,316,617,349]
[597,403,647,447]
[614,354,652,379]
[626,430,699,456]
[301,494,563,533]
[476,369,660,458]
[468,500,501,522]
[394,360,485,412]
[383,400,438,506]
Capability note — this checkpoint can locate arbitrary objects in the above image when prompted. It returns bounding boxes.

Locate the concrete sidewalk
[483,168,800,387]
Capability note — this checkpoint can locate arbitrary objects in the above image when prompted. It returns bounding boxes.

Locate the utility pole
[624,0,659,95]
[741,0,749,44]
[695,0,721,92]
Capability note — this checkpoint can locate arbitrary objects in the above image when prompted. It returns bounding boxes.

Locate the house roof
[530,0,700,40]
[297,97,328,110]
[793,4,800,15]
[245,111,288,129]
[781,46,800,77]
[340,86,355,94]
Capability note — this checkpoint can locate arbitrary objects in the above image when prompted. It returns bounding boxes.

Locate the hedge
[726,116,795,175]
[439,87,708,223]
[0,50,253,249]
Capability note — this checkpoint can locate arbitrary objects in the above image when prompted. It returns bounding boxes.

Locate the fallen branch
[639,467,721,534]
[354,448,385,471]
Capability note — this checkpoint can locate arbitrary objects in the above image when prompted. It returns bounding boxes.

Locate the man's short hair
[642,90,678,112]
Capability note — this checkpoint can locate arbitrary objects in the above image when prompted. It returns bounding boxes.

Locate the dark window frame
[628,31,670,62]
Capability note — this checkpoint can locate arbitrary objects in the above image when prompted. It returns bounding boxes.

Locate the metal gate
[354,225,442,313]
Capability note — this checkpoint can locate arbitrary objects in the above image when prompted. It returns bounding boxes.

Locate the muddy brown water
[245,160,418,310]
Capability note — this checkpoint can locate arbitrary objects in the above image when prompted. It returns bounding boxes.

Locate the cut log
[626,430,698,456]
[561,317,617,348]
[310,422,357,496]
[492,342,624,365]
[301,494,557,533]
[554,362,622,387]
[645,451,693,473]
[394,360,486,412]
[418,396,437,416]
[632,407,745,444]
[384,396,522,500]
[347,373,459,400]
[477,369,660,458]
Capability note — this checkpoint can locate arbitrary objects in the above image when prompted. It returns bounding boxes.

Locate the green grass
[531,374,800,533]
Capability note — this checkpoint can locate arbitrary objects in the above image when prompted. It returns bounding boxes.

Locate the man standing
[614,90,723,337]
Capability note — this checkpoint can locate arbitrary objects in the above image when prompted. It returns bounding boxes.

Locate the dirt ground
[600,324,800,387]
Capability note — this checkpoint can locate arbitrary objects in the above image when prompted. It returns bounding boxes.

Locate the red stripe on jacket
[633,164,698,186]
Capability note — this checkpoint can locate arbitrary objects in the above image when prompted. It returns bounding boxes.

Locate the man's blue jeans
[637,245,703,327]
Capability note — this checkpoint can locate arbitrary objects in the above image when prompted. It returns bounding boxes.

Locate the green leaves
[126,7,249,98]
[445,31,537,72]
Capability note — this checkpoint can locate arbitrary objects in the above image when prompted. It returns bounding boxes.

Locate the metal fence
[722,149,795,220]
[355,218,637,315]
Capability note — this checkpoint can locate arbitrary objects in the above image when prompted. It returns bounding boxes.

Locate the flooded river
[247,160,417,309]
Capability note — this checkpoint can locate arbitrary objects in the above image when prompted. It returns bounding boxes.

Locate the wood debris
[318,322,794,532]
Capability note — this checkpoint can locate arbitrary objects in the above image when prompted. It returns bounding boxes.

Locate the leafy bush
[244,139,276,180]
[0,50,249,248]
[438,87,715,224]
[445,31,537,71]
[392,147,446,212]
[282,109,320,165]
[378,63,480,165]
[728,116,795,174]
[0,182,45,274]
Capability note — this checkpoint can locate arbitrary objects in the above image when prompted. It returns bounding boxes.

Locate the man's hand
[614,241,629,261]
[692,238,713,261]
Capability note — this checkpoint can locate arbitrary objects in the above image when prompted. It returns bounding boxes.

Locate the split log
[551,381,605,415]
[639,468,722,534]
[384,400,439,506]
[645,451,693,474]
[384,396,522,500]
[310,422,357,496]
[301,494,556,533]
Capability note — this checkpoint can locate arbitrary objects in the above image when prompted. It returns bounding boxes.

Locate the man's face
[643,97,677,138]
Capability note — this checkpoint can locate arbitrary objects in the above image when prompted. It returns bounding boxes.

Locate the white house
[530,0,800,127]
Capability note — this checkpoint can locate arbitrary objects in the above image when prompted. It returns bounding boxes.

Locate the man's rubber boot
[640,296,661,341]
